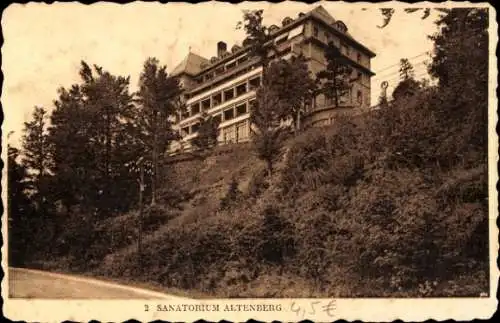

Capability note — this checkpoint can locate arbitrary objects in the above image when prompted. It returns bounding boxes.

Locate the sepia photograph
[1,1,498,321]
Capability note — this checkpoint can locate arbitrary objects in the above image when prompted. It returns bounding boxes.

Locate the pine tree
[22,106,51,206]
[399,58,415,81]
[136,57,183,205]
[393,58,420,100]
[7,144,33,265]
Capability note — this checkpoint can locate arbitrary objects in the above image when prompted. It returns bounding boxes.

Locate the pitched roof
[171,52,209,77]
[310,5,336,25]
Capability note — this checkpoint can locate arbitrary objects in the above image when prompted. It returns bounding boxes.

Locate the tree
[316,42,353,108]
[22,106,51,209]
[48,61,136,215]
[250,87,290,176]
[237,9,275,78]
[264,55,316,133]
[392,58,421,100]
[399,58,415,81]
[191,111,220,152]
[136,57,183,205]
[7,144,33,265]
[427,8,489,160]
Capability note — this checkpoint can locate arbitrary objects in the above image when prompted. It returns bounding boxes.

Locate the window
[213,114,222,124]
[224,108,235,121]
[236,83,247,96]
[288,25,304,39]
[226,61,236,70]
[325,32,331,43]
[249,99,257,112]
[237,56,248,65]
[223,125,236,144]
[236,120,249,141]
[341,43,349,56]
[191,123,200,133]
[191,102,200,115]
[212,92,222,107]
[357,90,363,104]
[201,98,211,110]
[357,52,362,63]
[249,76,261,90]
[215,66,224,75]
[275,32,289,45]
[224,88,234,101]
[313,25,319,37]
[181,126,190,136]
[236,103,247,116]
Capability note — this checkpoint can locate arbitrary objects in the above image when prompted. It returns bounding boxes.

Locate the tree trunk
[267,160,273,177]
[151,130,157,206]
[295,106,301,135]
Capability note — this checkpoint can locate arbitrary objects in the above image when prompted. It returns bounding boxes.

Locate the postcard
[1,1,498,321]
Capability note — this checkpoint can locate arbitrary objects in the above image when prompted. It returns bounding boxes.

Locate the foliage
[316,42,353,107]
[399,58,415,80]
[48,61,137,215]
[136,57,183,204]
[219,177,243,210]
[7,145,34,266]
[191,111,220,152]
[22,106,51,203]
[392,58,421,100]
[250,87,290,176]
[264,55,316,132]
[13,8,489,298]
[236,9,274,73]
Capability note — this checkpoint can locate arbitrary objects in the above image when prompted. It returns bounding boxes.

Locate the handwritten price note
[290,300,337,319]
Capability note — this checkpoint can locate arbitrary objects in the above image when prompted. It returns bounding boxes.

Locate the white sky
[1,1,440,145]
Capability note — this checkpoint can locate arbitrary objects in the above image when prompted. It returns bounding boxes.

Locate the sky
[1,1,441,146]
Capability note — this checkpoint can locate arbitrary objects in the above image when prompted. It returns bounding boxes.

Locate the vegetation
[136,57,183,205]
[7,7,489,298]
[264,55,316,132]
[316,42,354,108]
[191,111,220,152]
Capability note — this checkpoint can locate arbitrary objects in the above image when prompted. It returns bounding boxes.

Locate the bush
[219,177,243,210]
[247,165,270,198]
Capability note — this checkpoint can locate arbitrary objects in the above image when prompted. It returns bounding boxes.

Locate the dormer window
[269,24,280,34]
[282,17,293,27]
[231,44,241,53]
[335,21,348,33]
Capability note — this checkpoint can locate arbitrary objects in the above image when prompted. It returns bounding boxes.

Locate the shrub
[247,165,270,198]
[219,177,243,210]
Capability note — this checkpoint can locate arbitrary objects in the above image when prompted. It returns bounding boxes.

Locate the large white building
[170,5,376,153]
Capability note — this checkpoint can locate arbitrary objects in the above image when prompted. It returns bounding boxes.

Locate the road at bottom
[8,267,188,300]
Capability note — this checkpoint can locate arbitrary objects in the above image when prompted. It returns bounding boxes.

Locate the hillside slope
[91,92,488,298]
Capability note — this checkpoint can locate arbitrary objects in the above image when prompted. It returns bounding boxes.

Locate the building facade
[169,5,376,153]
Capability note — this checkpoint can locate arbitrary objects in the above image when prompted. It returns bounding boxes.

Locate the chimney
[217,41,227,57]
